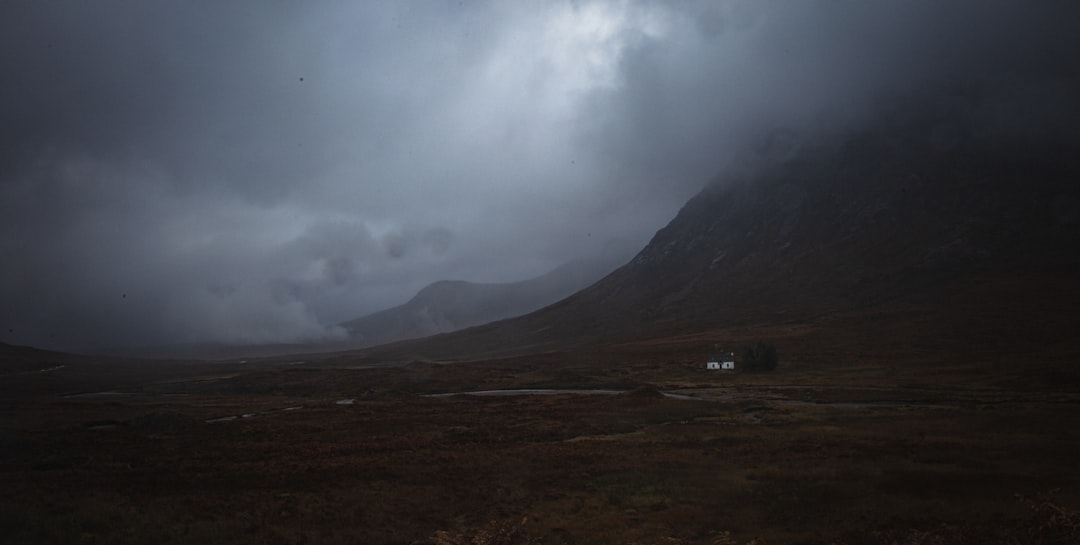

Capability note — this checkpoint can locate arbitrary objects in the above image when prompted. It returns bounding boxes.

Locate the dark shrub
[742,341,778,372]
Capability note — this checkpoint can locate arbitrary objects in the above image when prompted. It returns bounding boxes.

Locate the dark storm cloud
[587,1,1080,193]
[2,1,1077,350]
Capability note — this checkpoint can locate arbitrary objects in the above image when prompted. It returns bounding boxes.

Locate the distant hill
[365,104,1080,367]
[339,258,621,347]
[0,341,79,375]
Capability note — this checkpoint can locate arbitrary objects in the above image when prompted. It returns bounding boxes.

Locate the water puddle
[64,391,132,398]
[86,423,122,430]
[425,389,699,400]
[204,406,304,423]
[425,389,622,398]
[2,364,67,377]
[661,392,700,401]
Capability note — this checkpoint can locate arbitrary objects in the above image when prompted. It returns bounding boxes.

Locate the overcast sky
[2,1,1078,350]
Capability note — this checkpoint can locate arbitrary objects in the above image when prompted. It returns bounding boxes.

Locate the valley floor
[2,352,1079,545]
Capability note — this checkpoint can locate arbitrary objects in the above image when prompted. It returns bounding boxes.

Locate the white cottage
[706,352,735,370]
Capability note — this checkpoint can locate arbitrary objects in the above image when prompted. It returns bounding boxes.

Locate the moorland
[3,329,1079,545]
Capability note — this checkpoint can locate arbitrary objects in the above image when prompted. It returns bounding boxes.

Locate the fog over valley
[2,1,1077,351]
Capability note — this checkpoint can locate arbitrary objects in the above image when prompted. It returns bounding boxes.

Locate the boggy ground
[2,348,1079,545]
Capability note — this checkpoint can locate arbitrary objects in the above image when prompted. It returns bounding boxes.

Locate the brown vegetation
[2,340,1079,544]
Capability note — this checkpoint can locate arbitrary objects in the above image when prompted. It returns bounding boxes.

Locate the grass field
[2,346,1079,545]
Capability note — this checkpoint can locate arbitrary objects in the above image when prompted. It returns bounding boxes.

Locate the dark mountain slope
[339,258,619,347]
[366,114,1080,365]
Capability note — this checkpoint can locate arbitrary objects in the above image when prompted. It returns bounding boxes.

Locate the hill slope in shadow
[366,107,1080,368]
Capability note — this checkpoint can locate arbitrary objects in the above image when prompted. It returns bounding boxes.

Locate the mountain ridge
[361,111,1080,365]
[339,257,622,347]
